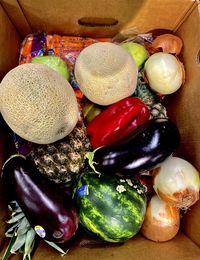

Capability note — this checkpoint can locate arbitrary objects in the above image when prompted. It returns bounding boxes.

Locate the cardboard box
[0,0,200,259]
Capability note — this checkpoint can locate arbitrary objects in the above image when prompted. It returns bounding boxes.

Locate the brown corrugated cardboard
[0,1,200,259]
[30,233,200,260]
[0,0,32,36]
[0,0,197,37]
[0,3,20,78]
[168,4,200,246]
[1,232,200,260]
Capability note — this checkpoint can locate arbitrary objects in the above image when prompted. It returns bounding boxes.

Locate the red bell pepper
[86,97,150,148]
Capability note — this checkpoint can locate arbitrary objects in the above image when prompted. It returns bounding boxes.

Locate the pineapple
[29,124,90,186]
[150,103,168,119]
[134,71,168,120]
[134,71,157,107]
[2,201,68,260]
[2,201,36,260]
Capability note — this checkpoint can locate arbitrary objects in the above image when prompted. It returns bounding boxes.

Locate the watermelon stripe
[83,176,145,220]
[80,211,117,242]
[75,171,146,242]
[80,210,135,242]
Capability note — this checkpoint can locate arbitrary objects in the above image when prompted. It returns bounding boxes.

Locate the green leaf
[7,213,25,224]
[2,235,17,260]
[8,205,13,212]
[24,228,36,258]
[9,201,20,211]
[10,201,18,207]
[13,207,23,214]
[11,208,24,218]
[44,240,69,256]
[5,222,20,237]
[17,217,31,236]
[23,253,31,260]
[10,233,27,253]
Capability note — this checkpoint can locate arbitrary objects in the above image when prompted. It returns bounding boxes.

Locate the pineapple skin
[29,125,90,186]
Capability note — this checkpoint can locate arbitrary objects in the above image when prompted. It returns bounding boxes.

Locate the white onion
[141,195,180,242]
[144,52,185,95]
[153,157,200,209]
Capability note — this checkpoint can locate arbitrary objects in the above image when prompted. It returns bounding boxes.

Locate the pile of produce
[0,32,200,260]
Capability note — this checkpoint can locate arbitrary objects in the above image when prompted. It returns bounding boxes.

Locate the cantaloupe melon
[0,63,78,144]
[75,42,138,106]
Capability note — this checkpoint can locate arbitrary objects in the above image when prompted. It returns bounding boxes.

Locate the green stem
[2,236,17,260]
[85,147,101,176]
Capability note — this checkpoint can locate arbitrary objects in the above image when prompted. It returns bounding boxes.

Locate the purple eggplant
[1,155,78,243]
[92,118,180,176]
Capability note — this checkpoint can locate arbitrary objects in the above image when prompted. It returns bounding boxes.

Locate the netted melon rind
[75,42,138,105]
[0,63,79,144]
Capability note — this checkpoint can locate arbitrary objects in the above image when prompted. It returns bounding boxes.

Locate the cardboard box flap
[167,3,200,247]
[0,0,197,37]
[0,1,200,259]
[0,3,21,79]
[0,0,32,36]
[22,233,200,260]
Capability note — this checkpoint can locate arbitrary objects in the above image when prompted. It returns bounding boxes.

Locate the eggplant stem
[85,148,101,176]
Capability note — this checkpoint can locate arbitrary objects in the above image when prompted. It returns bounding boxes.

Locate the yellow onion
[144,52,185,95]
[141,195,180,242]
[153,157,200,209]
[151,34,183,56]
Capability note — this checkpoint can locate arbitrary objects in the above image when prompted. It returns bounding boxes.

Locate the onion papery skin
[153,157,200,209]
[151,34,183,56]
[141,195,180,242]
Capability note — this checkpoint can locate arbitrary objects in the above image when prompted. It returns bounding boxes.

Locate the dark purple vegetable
[1,155,78,243]
[92,118,180,176]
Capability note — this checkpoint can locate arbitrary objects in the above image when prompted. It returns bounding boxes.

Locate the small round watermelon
[74,170,147,242]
